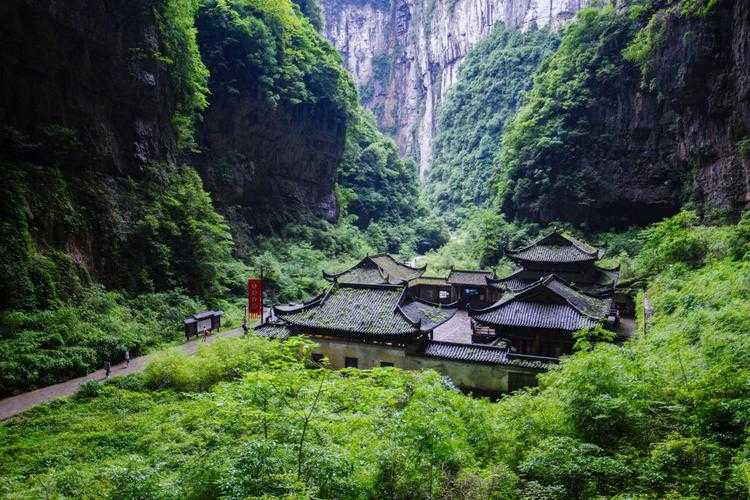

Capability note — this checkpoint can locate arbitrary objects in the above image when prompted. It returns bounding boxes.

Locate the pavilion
[470,275,617,357]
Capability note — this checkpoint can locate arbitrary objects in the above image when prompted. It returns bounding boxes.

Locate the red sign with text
[248,278,263,317]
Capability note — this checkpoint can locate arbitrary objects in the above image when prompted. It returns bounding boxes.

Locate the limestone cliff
[320,0,596,176]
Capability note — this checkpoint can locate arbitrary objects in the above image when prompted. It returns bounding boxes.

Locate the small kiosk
[184,310,224,340]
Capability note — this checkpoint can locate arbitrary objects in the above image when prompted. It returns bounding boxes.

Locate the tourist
[123,349,130,368]
[202,326,210,342]
[104,360,111,379]
[242,318,248,335]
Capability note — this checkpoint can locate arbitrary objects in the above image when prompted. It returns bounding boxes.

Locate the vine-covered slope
[496,0,749,229]
[0,0,435,395]
[426,25,559,223]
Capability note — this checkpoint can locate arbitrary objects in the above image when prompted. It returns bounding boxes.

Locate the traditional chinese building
[491,231,620,298]
[470,275,617,357]
[253,239,626,394]
[323,253,426,285]
[446,269,497,307]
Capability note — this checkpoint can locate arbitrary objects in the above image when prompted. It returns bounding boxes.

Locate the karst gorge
[0,0,749,498]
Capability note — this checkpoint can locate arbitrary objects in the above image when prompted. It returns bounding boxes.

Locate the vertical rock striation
[320,0,594,176]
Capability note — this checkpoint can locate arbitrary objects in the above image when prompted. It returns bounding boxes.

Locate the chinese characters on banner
[247,278,263,318]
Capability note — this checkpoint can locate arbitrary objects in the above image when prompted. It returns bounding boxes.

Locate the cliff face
[497,2,750,229]
[193,2,352,229]
[652,1,750,218]
[0,0,177,175]
[320,0,594,176]
[0,0,354,307]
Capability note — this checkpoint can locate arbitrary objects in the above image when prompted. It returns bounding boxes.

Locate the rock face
[586,1,750,224]
[320,0,594,176]
[652,1,750,218]
[193,3,348,228]
[0,0,177,175]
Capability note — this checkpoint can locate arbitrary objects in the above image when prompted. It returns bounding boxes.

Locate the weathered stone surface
[0,0,177,175]
[320,0,596,176]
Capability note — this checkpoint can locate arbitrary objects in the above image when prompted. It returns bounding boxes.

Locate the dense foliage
[2,212,748,497]
[156,0,210,152]
[427,25,559,223]
[197,0,355,117]
[0,0,439,395]
[496,7,641,225]
[339,112,449,254]
[0,288,242,397]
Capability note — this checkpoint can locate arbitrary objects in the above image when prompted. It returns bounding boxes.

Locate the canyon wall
[320,0,596,176]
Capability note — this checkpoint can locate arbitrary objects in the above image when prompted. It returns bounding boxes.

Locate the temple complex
[255,230,627,394]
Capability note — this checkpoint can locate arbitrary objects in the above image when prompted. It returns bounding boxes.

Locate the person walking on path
[202,326,210,342]
[123,349,130,368]
[242,318,248,336]
[104,360,111,379]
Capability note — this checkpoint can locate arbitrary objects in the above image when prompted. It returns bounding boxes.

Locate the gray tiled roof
[472,276,612,331]
[325,254,425,285]
[408,276,449,286]
[490,266,620,297]
[275,283,420,337]
[422,341,557,369]
[254,321,292,340]
[400,301,457,330]
[508,231,603,263]
[447,269,494,286]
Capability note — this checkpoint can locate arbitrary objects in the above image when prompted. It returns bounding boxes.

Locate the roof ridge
[337,281,406,290]
[544,275,609,320]
[408,296,461,308]
[508,230,600,256]
[395,286,421,326]
[371,253,427,273]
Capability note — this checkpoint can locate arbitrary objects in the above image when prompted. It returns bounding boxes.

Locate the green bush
[143,336,313,391]
[1,215,749,500]
[0,287,211,396]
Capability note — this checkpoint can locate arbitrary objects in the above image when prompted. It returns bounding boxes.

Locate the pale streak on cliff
[321,0,592,177]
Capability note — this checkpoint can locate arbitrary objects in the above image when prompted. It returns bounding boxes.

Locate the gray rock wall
[320,0,597,176]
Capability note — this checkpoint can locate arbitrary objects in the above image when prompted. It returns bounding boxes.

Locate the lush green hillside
[2,212,748,498]
[0,0,438,396]
[495,0,747,228]
[426,25,559,224]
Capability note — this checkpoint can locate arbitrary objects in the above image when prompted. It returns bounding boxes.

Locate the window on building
[344,357,358,368]
[439,290,449,300]
[380,361,394,367]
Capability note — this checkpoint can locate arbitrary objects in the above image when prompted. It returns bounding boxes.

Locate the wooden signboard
[248,278,263,318]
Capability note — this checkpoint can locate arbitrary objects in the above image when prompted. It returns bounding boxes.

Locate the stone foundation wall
[309,336,541,393]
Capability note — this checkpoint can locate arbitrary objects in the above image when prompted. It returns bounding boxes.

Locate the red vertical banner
[248,278,263,318]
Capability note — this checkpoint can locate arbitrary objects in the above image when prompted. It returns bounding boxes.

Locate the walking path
[0,327,246,421]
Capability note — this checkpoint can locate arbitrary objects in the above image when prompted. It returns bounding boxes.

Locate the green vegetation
[197,0,355,115]
[497,7,639,226]
[156,0,210,152]
[291,0,324,31]
[340,112,449,255]
[427,24,559,223]
[2,212,748,498]
[0,0,439,395]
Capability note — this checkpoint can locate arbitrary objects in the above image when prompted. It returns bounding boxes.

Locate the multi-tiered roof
[471,275,615,332]
[496,231,620,297]
[447,269,496,286]
[506,231,604,267]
